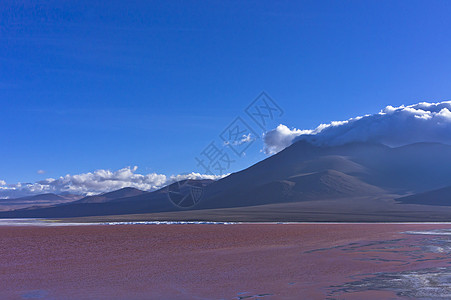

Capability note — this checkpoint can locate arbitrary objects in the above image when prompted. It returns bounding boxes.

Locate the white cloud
[37,170,45,174]
[0,180,6,186]
[0,167,226,198]
[223,133,256,146]
[169,172,228,182]
[239,133,253,144]
[264,101,451,154]
[263,124,309,155]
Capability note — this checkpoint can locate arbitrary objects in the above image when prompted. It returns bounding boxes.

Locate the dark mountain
[397,186,451,206]
[0,193,83,211]
[196,141,451,210]
[7,193,81,202]
[74,187,146,204]
[199,169,384,209]
[9,193,71,201]
[2,141,451,219]
[0,189,170,218]
[0,180,214,218]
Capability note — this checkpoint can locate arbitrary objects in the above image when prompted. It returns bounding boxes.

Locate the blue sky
[2,0,451,185]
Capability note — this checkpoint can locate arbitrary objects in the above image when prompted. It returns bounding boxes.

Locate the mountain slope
[201,141,451,210]
[199,169,384,209]
[397,186,451,206]
[0,190,173,218]
[74,187,146,204]
[0,193,83,211]
[9,193,75,201]
[2,141,451,219]
[0,180,214,218]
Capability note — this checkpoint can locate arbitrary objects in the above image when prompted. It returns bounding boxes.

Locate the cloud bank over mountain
[0,167,225,198]
[264,101,451,154]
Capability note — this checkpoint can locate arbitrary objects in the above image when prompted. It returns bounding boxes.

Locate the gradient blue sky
[2,0,451,184]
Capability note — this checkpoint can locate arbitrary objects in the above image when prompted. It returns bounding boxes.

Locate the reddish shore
[1,224,451,299]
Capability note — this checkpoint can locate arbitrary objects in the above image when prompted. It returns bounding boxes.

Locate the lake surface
[2,223,451,299]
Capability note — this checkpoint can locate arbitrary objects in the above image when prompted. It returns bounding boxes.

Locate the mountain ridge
[2,141,451,219]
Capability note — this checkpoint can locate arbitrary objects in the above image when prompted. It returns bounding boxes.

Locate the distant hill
[0,180,214,218]
[397,186,451,206]
[12,193,68,201]
[74,187,146,204]
[3,141,451,220]
[0,193,82,211]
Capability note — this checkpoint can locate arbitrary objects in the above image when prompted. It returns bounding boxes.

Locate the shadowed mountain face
[0,180,215,218]
[0,188,173,218]
[397,186,451,206]
[9,193,81,201]
[2,141,451,219]
[198,141,451,210]
[0,193,82,211]
[74,187,146,204]
[12,194,67,201]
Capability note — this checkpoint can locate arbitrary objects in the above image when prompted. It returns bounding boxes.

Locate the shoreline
[5,218,451,226]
